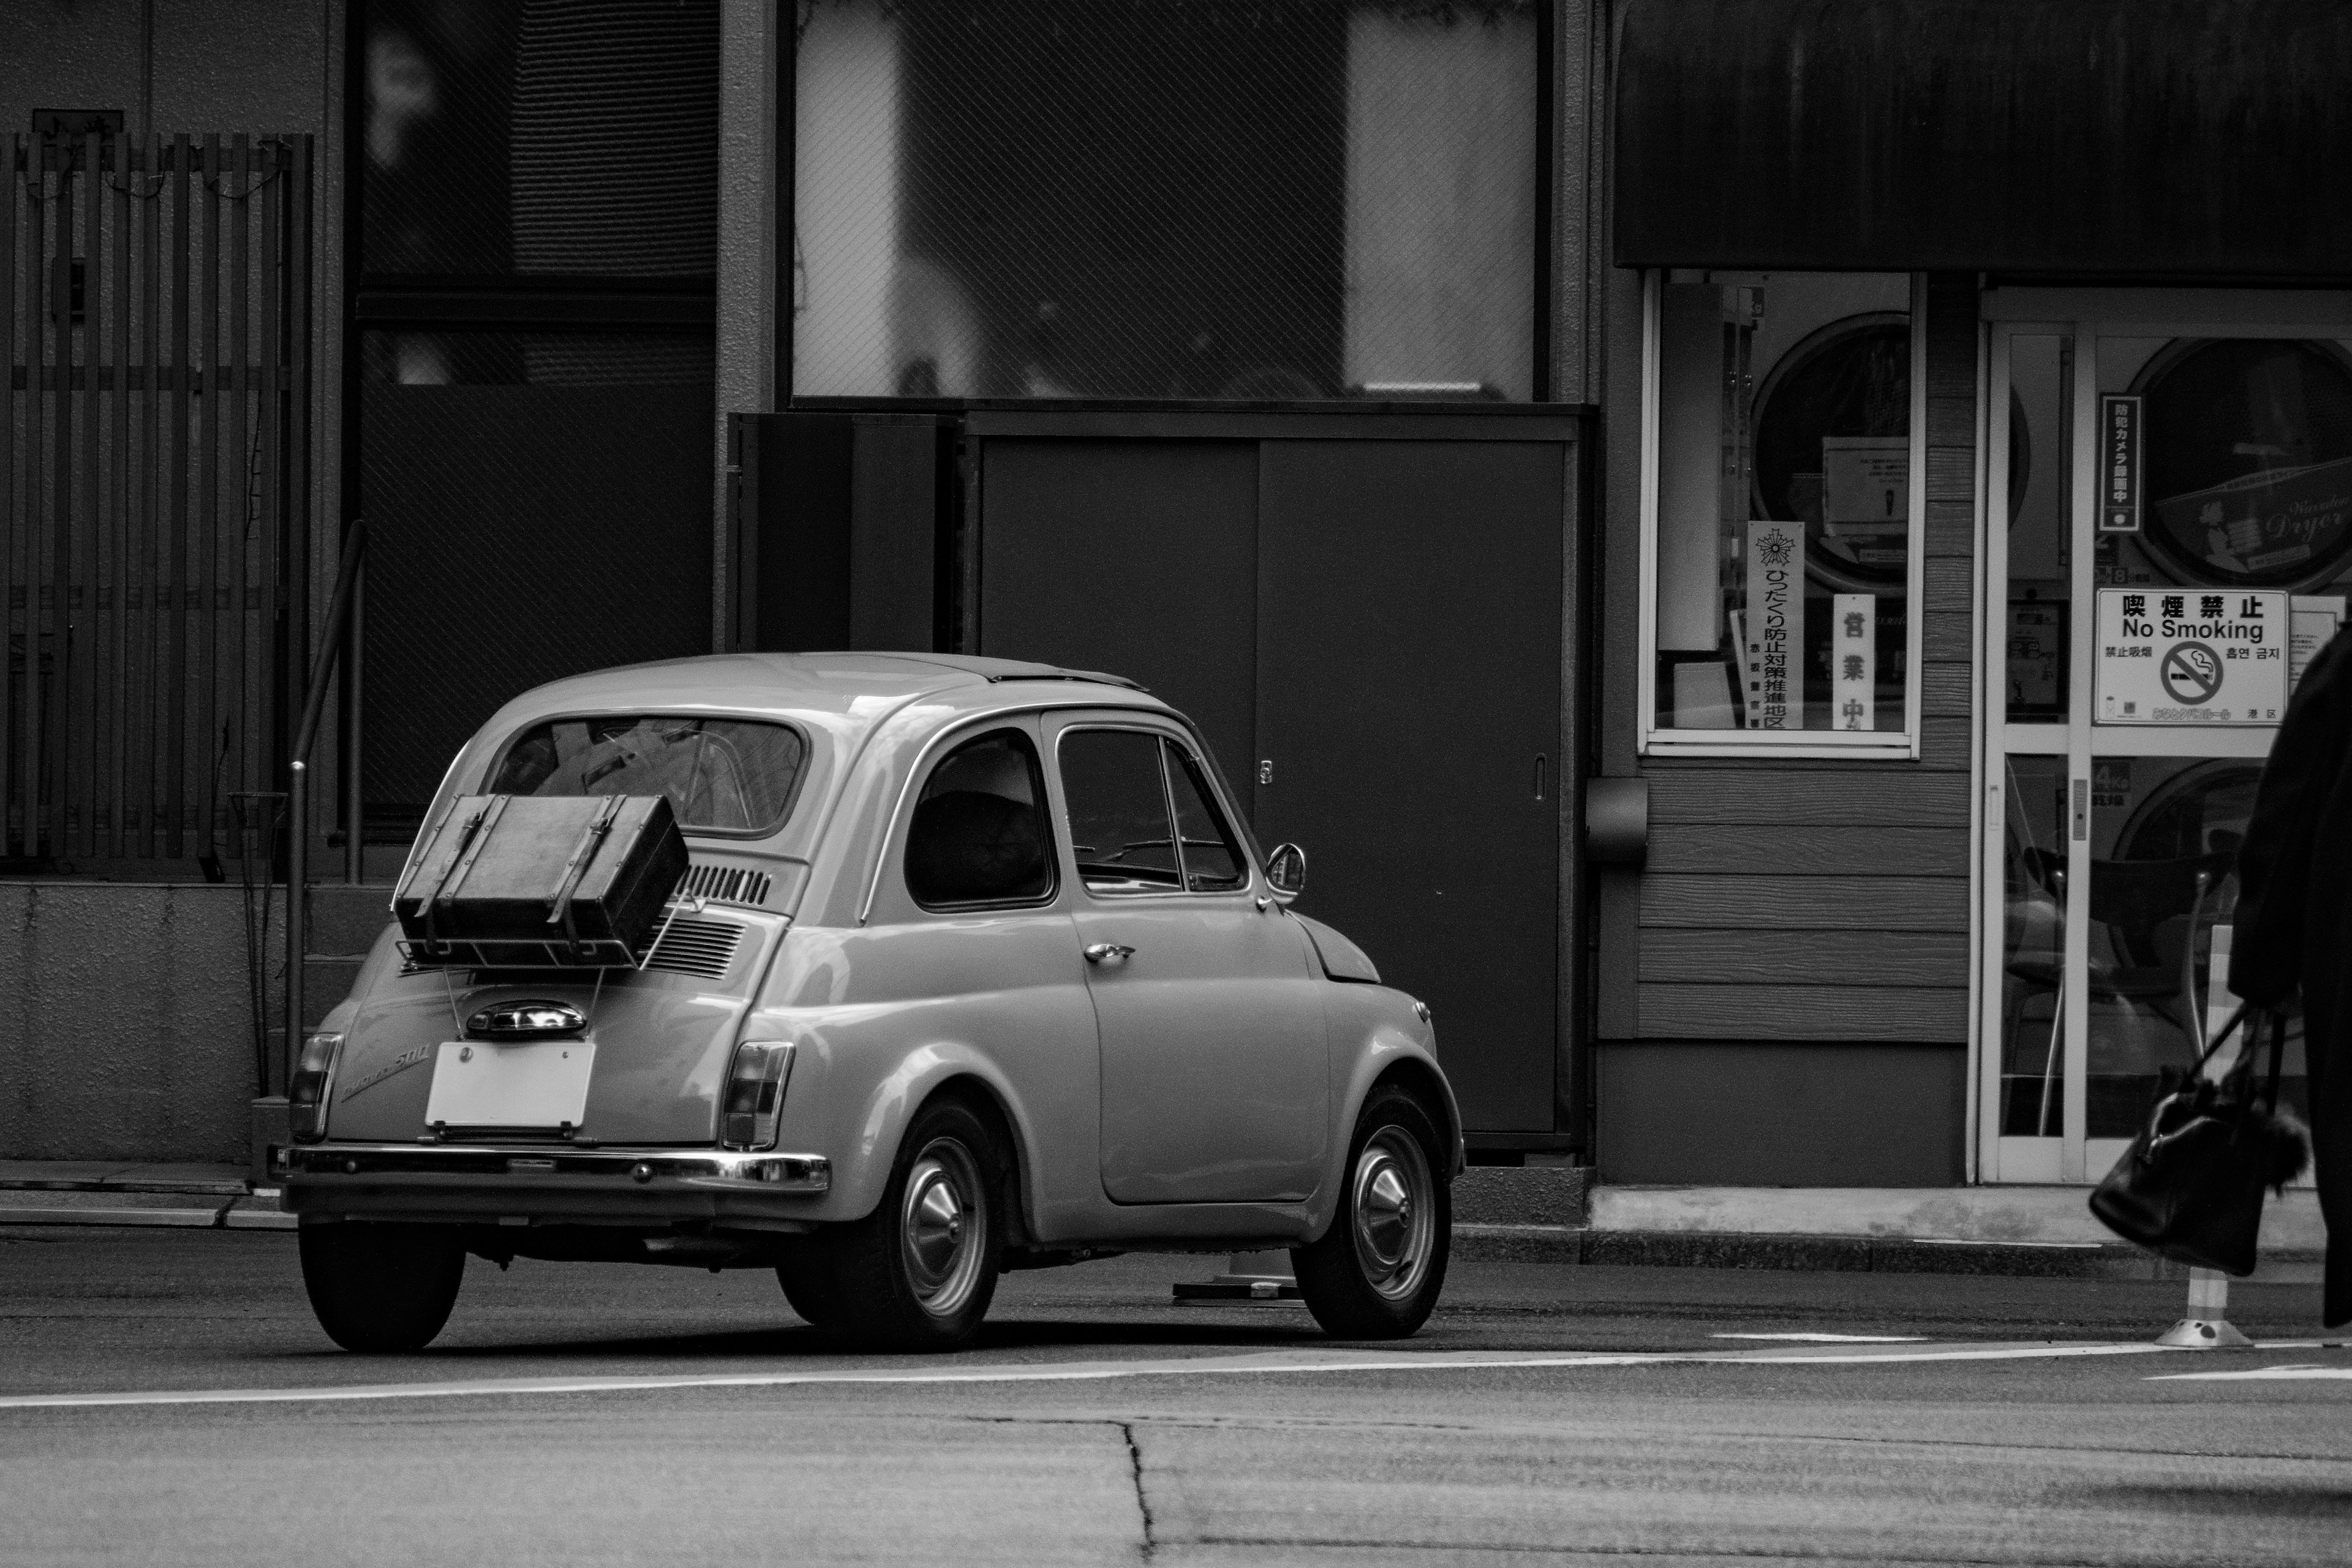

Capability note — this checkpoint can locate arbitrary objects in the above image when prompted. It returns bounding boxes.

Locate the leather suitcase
[394,794,690,965]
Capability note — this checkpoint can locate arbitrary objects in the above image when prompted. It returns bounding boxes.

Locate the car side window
[903,728,1055,908]
[1058,729,1184,895]
[1164,742,1248,892]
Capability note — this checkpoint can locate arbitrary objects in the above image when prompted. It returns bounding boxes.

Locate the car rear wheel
[802,1098,1006,1351]
[1292,1084,1450,1339]
[298,1222,467,1353]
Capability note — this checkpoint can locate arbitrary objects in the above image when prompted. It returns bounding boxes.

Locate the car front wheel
[1292,1084,1450,1339]
[801,1098,1006,1351]
[298,1221,467,1352]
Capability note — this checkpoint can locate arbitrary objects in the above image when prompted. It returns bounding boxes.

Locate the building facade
[2,1,2343,1188]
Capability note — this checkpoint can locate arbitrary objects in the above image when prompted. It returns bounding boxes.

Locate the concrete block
[305,884,397,957]
[1452,1165,1591,1227]
[0,883,268,1163]
[303,957,366,1025]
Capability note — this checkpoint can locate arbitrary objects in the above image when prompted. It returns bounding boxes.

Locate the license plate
[423,1041,595,1130]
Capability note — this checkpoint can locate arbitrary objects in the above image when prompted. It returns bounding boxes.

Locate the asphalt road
[4,1226,2349,1566]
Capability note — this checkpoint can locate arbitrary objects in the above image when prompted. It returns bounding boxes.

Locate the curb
[1450,1224,2324,1283]
[0,1194,295,1231]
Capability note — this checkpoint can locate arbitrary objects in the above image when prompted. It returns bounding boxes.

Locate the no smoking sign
[2095,589,2288,725]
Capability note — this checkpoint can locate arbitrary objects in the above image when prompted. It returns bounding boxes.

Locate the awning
[1613,0,2352,276]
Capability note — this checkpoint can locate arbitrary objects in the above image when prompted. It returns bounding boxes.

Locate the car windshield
[487,716,808,834]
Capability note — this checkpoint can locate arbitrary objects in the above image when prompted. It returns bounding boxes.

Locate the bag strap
[2195,1000,2253,1072]
[2262,1007,2290,1112]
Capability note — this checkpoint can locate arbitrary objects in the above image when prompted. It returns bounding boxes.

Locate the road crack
[1115,1419,1156,1561]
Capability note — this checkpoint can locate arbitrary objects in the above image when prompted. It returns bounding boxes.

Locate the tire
[298,1222,467,1353]
[1292,1084,1451,1340]
[805,1098,1006,1351]
[774,1240,848,1329]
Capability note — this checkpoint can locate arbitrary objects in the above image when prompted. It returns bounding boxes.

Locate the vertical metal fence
[2,132,313,868]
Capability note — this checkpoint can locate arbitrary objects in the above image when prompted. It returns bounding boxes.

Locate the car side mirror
[1265,842,1306,903]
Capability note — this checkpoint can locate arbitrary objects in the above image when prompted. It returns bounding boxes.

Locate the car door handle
[1083,943,1136,965]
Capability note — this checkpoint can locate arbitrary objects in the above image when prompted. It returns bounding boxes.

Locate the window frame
[1053,721,1259,903]
[899,724,1062,914]
[1636,268,1929,760]
[481,710,813,839]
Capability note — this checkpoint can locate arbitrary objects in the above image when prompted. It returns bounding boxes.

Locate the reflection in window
[1167,747,1248,892]
[1650,273,1915,736]
[362,0,720,280]
[793,0,1536,401]
[1060,729,1183,895]
[905,729,1054,907]
[1999,756,2067,1137]
[491,717,807,833]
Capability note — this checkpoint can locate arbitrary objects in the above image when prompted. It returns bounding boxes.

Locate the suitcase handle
[431,796,511,949]
[545,795,626,960]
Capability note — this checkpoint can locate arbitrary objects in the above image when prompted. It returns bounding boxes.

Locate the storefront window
[791,0,1537,401]
[1642,271,1923,752]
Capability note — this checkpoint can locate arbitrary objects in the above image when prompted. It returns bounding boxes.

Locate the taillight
[289,1032,344,1142]
[721,1041,794,1150]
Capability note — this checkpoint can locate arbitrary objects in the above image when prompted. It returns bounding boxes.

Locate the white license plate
[423,1041,595,1130]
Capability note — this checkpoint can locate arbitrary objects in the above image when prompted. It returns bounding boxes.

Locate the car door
[1045,714,1329,1203]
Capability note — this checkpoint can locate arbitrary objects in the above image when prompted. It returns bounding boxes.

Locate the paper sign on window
[1744,521,1804,730]
[2095,587,2288,725]
[1833,594,1874,731]
[2100,396,2142,533]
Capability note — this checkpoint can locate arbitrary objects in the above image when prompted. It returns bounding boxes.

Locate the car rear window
[487,716,808,834]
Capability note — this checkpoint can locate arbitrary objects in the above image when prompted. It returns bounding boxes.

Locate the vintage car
[281,652,1460,1352]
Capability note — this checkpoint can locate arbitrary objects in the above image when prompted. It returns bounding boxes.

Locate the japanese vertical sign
[2095,588,2288,723]
[2100,395,2143,533]
[1832,594,1875,731]
[1744,521,1804,729]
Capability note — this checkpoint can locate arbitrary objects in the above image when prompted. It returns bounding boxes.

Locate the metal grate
[678,861,773,907]
[642,915,743,979]
[3,133,314,864]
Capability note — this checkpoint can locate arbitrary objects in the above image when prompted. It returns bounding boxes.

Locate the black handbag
[2088,1003,2311,1276]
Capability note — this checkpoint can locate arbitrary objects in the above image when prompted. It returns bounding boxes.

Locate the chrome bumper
[279,1143,830,1215]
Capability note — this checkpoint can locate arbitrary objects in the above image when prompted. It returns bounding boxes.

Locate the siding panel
[1642,873,1969,931]
[1640,927,1970,987]
[1648,769,1970,824]
[1638,982,1970,1041]
[1645,824,1970,877]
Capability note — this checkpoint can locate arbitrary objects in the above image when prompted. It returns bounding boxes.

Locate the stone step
[1452,1164,1590,1227]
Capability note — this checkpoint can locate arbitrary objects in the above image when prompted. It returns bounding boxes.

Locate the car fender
[1303,984,1465,1242]
[771,1029,1050,1234]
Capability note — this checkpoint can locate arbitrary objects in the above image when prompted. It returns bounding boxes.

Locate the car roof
[498,650,1144,714]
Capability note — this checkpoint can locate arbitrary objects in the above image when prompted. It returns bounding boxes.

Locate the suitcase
[394,794,690,967]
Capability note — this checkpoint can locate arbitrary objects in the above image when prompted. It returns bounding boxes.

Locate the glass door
[1982,298,2345,1183]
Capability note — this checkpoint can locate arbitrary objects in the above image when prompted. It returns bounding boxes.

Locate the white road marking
[2,1339,2332,1413]
[1711,1333,1928,1343]
[2149,1363,2352,1382]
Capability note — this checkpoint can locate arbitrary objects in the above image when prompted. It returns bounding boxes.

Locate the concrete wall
[0,884,271,1162]
[0,0,328,139]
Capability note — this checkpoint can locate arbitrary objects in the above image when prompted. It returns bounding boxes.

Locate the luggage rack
[396,894,704,973]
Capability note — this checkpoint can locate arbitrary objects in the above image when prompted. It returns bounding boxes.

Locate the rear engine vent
[643,917,745,979]
[677,863,774,907]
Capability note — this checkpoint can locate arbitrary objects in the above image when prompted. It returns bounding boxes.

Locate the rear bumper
[280,1142,831,1228]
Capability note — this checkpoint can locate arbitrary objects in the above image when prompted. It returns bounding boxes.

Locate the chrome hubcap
[1349,1126,1434,1302]
[899,1138,987,1316]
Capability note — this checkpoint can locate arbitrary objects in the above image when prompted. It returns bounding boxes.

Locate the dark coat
[2233,622,2352,1327]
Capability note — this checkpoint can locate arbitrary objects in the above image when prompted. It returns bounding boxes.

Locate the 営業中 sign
[2100,396,2142,533]
[2095,588,2288,724]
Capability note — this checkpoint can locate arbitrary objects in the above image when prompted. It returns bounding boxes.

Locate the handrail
[283,518,368,1093]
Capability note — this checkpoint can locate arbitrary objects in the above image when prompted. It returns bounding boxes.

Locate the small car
[282,652,1460,1351]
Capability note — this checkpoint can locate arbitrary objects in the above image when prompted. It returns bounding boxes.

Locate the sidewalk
[0,1159,2326,1279]
[0,1161,290,1231]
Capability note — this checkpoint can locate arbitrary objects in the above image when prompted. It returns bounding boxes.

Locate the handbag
[2088,1003,2311,1276]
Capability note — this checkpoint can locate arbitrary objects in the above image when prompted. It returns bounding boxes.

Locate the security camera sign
[2095,589,2288,725]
